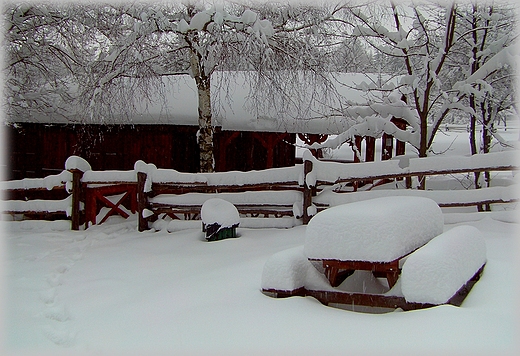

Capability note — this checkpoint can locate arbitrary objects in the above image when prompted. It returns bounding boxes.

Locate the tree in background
[317,0,516,160]
[3,3,90,121]
[4,1,351,173]
[4,1,516,175]
[452,1,517,209]
[77,1,279,172]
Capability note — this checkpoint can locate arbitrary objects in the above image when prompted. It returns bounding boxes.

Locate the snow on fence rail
[306,150,518,185]
[1,151,518,230]
[0,170,73,221]
[135,161,304,231]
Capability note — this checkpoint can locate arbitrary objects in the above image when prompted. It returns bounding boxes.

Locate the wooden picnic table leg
[324,264,354,287]
[386,270,400,289]
[384,260,400,288]
[324,265,338,286]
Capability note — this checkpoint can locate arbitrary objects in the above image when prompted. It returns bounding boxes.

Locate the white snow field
[1,126,519,355]
[1,211,519,355]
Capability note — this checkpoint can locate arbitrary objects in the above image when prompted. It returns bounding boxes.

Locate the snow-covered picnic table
[303,196,444,287]
[262,196,487,309]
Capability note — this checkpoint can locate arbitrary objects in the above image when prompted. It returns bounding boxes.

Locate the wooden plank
[317,165,518,186]
[151,182,301,195]
[438,198,518,207]
[262,266,485,311]
[150,203,295,217]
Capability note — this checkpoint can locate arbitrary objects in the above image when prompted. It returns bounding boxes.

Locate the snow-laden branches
[321,0,517,160]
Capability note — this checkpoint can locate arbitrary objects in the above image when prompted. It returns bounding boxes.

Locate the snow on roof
[8,72,391,134]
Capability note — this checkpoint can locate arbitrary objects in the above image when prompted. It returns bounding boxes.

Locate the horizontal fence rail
[1,151,518,230]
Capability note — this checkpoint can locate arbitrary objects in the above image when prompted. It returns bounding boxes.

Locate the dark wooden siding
[5,123,296,180]
[214,130,295,172]
[5,124,200,179]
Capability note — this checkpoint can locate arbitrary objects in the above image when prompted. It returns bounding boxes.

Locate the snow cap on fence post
[302,150,316,224]
[134,160,157,193]
[65,156,91,173]
[65,156,90,231]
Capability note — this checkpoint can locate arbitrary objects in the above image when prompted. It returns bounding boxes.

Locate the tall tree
[78,1,278,172]
[452,1,517,208]
[316,0,516,161]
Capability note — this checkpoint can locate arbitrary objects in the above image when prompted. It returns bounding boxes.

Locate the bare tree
[317,1,516,157]
[3,2,91,122]
[452,1,517,209]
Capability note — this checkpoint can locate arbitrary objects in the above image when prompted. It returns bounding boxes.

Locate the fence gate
[84,183,137,227]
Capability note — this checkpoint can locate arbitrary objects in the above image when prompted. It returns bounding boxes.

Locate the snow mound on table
[304,196,444,262]
[401,225,486,304]
[200,198,239,228]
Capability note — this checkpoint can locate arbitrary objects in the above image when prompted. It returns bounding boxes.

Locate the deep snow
[1,210,519,355]
[304,196,444,262]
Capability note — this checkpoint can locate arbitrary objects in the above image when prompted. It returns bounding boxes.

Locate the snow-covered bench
[401,225,486,305]
[304,196,444,287]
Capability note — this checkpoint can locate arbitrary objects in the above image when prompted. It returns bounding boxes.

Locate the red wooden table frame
[310,257,402,288]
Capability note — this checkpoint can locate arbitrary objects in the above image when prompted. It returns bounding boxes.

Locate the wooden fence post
[302,157,313,225]
[70,169,84,231]
[137,171,148,232]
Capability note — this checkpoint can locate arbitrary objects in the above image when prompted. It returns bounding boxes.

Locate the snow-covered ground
[1,125,519,355]
[1,211,519,355]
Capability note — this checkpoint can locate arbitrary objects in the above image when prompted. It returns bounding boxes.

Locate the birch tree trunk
[190,48,214,173]
[195,75,214,173]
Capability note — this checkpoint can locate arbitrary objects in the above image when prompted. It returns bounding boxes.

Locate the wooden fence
[1,151,518,231]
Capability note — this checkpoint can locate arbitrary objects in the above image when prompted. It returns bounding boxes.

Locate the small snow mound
[401,225,486,304]
[65,156,91,172]
[134,160,157,174]
[190,11,211,30]
[261,246,310,291]
[241,9,258,24]
[201,198,239,228]
[304,196,444,262]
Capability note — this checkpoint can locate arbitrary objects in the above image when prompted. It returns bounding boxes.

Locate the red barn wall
[5,123,296,180]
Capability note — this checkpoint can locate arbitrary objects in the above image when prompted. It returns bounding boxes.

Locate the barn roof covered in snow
[8,72,395,135]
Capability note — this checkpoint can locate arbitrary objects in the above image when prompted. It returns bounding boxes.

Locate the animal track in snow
[55,264,71,274]
[46,273,62,287]
[37,234,87,348]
